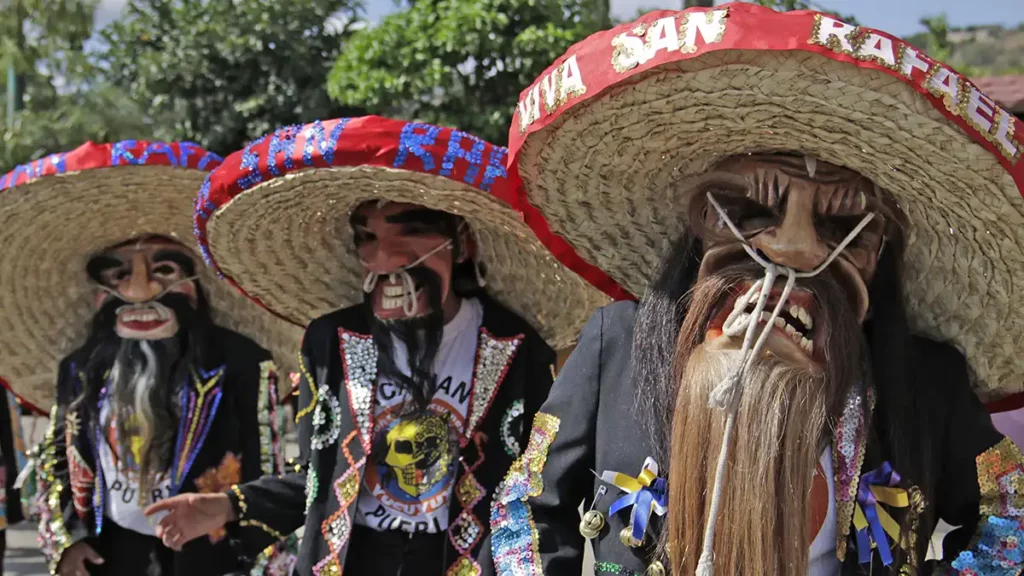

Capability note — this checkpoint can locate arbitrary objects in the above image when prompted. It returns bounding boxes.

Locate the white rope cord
[694,192,874,576]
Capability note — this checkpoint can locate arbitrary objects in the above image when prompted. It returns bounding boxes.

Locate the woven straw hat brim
[510,6,1024,400]
[206,165,609,350]
[0,166,302,410]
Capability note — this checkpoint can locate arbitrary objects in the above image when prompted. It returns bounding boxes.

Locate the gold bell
[578,509,606,539]
[619,525,644,548]
[647,560,666,576]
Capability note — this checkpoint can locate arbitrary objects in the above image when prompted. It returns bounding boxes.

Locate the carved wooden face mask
[684,154,892,369]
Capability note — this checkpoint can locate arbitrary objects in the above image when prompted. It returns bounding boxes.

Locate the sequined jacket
[35,327,294,576]
[490,301,1024,576]
[224,296,556,576]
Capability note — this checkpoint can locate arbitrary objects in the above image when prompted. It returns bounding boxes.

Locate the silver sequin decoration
[465,331,522,440]
[310,385,342,452]
[340,331,378,452]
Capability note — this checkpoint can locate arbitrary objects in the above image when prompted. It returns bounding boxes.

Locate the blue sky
[94,0,1022,38]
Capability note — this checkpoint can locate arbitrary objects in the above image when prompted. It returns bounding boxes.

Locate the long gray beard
[106,339,177,481]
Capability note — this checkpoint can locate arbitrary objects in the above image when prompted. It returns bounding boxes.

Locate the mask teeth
[389,273,398,283]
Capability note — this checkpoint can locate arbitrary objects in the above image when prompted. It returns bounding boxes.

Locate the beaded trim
[501,399,525,456]
[38,405,73,573]
[833,387,874,560]
[241,519,287,539]
[490,413,561,574]
[231,484,248,518]
[464,330,522,443]
[446,556,482,576]
[170,367,226,495]
[312,431,364,576]
[295,353,319,422]
[338,329,378,453]
[257,360,280,475]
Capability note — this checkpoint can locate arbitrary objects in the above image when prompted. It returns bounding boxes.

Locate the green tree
[99,0,367,156]
[325,0,600,146]
[0,0,150,172]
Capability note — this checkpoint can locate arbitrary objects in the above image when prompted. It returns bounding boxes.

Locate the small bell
[619,525,644,548]
[647,560,666,576]
[579,509,606,539]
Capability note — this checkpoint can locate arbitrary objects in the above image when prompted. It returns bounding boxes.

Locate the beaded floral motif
[501,399,525,456]
[170,367,226,495]
[952,516,1024,575]
[490,413,561,575]
[464,330,522,442]
[447,556,482,576]
[311,385,342,451]
[256,360,280,475]
[339,329,378,452]
[833,387,874,560]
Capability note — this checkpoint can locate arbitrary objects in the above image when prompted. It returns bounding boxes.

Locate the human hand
[56,541,104,576]
[144,492,237,551]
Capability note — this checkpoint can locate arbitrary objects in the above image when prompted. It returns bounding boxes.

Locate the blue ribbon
[609,477,668,542]
[855,461,902,566]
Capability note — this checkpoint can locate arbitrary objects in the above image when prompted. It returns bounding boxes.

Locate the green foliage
[0,0,150,172]
[325,0,598,146]
[100,0,367,156]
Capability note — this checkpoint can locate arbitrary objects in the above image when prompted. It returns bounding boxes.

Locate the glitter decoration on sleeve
[489,412,561,575]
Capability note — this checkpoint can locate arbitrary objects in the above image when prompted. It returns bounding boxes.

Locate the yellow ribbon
[852,486,909,546]
[607,468,657,494]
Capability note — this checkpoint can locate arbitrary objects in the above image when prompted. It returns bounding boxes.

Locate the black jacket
[490,301,1017,575]
[226,296,556,575]
[36,327,289,576]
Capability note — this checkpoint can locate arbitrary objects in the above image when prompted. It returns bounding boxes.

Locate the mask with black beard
[366,266,445,418]
[70,290,215,495]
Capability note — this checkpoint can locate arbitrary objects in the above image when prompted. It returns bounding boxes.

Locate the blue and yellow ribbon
[600,457,668,544]
[854,461,909,566]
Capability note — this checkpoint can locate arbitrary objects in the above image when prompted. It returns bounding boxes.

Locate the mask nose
[749,190,828,273]
[120,253,161,303]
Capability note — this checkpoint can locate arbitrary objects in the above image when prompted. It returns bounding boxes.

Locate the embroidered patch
[339,329,377,452]
[490,412,560,574]
[977,437,1024,518]
[500,399,525,456]
[465,331,522,441]
[67,445,94,519]
[195,452,242,543]
[64,411,81,445]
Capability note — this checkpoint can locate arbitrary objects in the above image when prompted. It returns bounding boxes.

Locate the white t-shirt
[354,297,483,533]
[808,446,840,576]
[97,402,173,536]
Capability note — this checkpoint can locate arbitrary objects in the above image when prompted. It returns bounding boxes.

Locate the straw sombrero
[0,141,303,411]
[193,115,609,350]
[506,3,1024,400]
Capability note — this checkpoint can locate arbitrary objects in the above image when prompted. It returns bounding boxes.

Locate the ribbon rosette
[854,461,909,566]
[599,457,668,544]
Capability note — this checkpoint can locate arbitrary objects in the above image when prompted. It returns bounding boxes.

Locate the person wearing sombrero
[489,3,1024,576]
[143,116,606,575]
[0,140,302,576]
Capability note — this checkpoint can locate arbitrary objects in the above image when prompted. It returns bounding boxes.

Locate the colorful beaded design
[833,387,874,560]
[170,367,226,495]
[594,562,640,576]
[312,430,364,576]
[295,352,319,423]
[490,413,561,575]
[952,516,1024,575]
[501,399,525,456]
[256,360,280,475]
